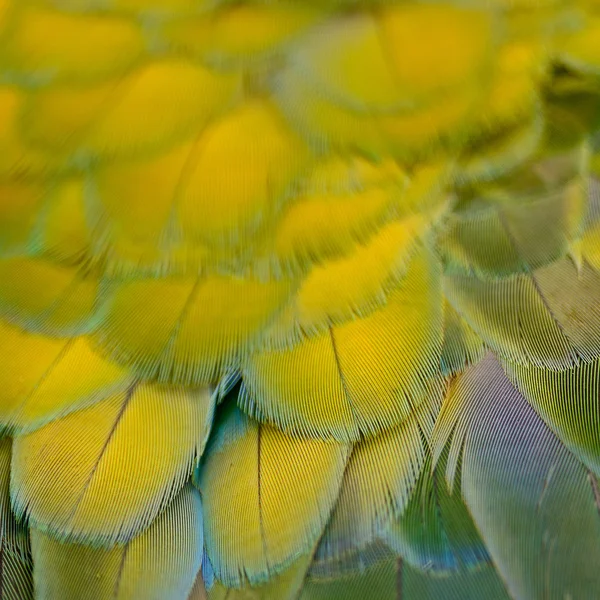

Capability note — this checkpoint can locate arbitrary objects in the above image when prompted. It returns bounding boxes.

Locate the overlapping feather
[1,1,600,599]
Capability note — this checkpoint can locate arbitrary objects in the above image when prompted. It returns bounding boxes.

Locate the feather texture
[12,384,213,545]
[1,1,600,598]
[31,484,203,600]
[433,354,600,598]
[198,406,348,587]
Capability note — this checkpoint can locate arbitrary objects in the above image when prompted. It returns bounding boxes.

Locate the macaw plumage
[1,1,600,598]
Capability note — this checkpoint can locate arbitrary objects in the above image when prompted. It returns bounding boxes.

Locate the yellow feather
[12,384,213,544]
[162,4,321,64]
[0,321,131,432]
[0,180,45,254]
[0,87,64,177]
[207,554,313,600]
[313,404,432,570]
[178,100,311,248]
[2,7,144,84]
[379,5,494,101]
[199,408,348,587]
[271,216,431,339]
[22,61,240,161]
[257,156,407,277]
[0,437,34,600]
[95,274,294,384]
[0,257,97,334]
[241,248,443,440]
[31,485,203,600]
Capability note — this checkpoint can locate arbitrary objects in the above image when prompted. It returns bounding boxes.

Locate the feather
[240,247,443,441]
[161,4,321,67]
[12,384,213,545]
[31,484,203,600]
[207,554,313,600]
[22,60,240,162]
[444,257,600,368]
[0,320,131,432]
[384,450,490,573]
[198,405,348,587]
[0,257,98,335]
[265,218,434,343]
[176,100,312,249]
[440,302,486,376]
[439,171,584,279]
[300,558,509,600]
[432,353,600,598]
[313,412,426,568]
[313,384,441,570]
[1,7,144,86]
[0,438,34,600]
[94,274,294,385]
[0,180,46,256]
[505,356,600,477]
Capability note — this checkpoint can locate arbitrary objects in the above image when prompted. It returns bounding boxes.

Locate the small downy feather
[31,484,203,600]
[198,405,348,587]
[11,384,214,545]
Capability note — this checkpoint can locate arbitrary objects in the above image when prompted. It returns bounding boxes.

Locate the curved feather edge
[11,384,214,546]
[198,405,348,588]
[31,484,203,600]
[432,353,600,598]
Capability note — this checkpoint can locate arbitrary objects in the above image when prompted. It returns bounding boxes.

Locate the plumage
[12,384,213,545]
[198,405,348,587]
[31,484,203,600]
[1,0,600,598]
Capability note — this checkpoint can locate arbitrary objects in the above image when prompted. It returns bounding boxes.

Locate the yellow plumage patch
[241,248,443,440]
[1,1,600,598]
[12,384,213,544]
[30,485,203,600]
[199,408,348,587]
[0,321,131,432]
